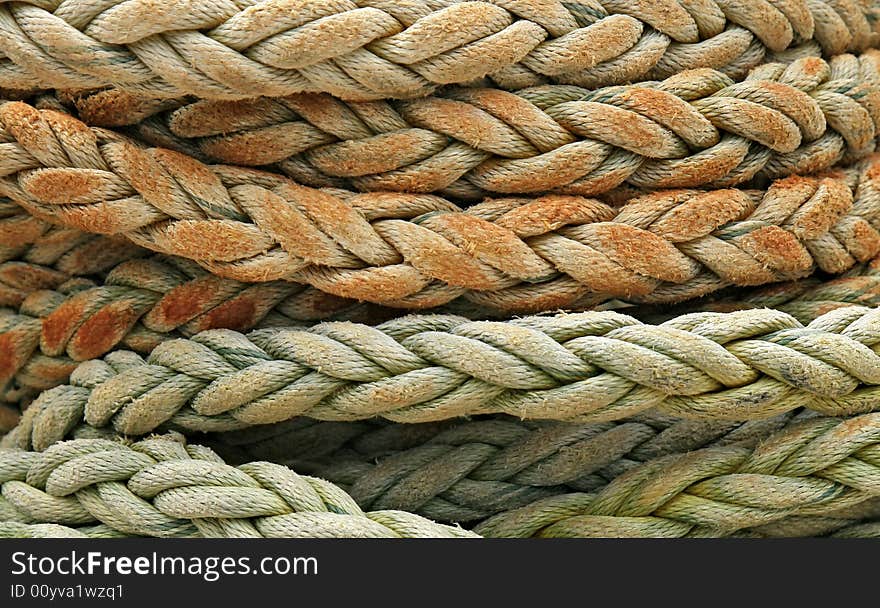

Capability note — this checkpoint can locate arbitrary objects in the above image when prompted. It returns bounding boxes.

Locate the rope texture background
[1,0,876,100]
[207,411,799,523]
[0,434,477,537]
[6,240,880,421]
[66,53,880,198]
[3,100,880,311]
[3,1,880,539]
[473,411,880,537]
[207,411,880,537]
[5,305,880,451]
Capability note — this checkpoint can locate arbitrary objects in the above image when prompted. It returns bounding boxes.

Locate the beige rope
[0,0,875,100]
[4,306,880,450]
[0,198,144,307]
[2,101,879,311]
[68,53,880,197]
[0,434,477,537]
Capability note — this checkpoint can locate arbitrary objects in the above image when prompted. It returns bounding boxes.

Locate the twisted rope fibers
[11,242,880,409]
[0,0,875,100]
[7,413,880,538]
[471,411,880,537]
[71,53,880,198]
[210,413,880,537]
[3,102,880,311]
[5,306,880,450]
[0,254,398,401]
[0,434,477,538]
[0,198,145,307]
[204,411,798,523]
[2,2,880,541]
[640,253,880,324]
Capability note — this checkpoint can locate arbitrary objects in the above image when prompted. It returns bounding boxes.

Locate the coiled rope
[3,102,880,311]
[473,411,880,537]
[205,412,798,523]
[0,0,875,100]
[69,53,880,197]
[4,306,880,449]
[0,434,477,537]
[0,198,143,307]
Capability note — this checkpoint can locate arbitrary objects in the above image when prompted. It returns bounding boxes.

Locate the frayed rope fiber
[0,434,477,538]
[0,0,876,100]
[3,101,880,311]
[58,52,880,198]
[4,0,880,539]
[5,306,880,452]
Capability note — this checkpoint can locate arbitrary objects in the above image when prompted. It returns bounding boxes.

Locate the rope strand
[0,0,874,100]
[4,306,880,449]
[0,434,477,537]
[66,53,880,197]
[473,411,880,537]
[2,101,879,310]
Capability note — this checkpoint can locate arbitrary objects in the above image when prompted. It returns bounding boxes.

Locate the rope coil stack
[3,0,880,538]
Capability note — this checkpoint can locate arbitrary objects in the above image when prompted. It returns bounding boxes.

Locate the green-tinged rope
[0,434,476,538]
[5,306,880,452]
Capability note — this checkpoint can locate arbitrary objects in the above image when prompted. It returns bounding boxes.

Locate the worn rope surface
[472,411,880,537]
[11,243,880,407]
[206,411,797,523]
[0,198,144,307]
[1,0,876,100]
[72,53,880,197]
[7,244,880,421]
[3,102,880,311]
[5,306,880,449]
[0,254,396,400]
[0,434,476,537]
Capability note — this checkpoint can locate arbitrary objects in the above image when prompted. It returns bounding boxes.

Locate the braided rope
[211,413,880,537]
[207,412,797,523]
[11,245,880,406]
[71,53,880,197]
[0,0,875,100]
[0,254,403,398]
[0,434,477,537]
[472,411,880,537]
[0,198,144,307]
[743,497,880,537]
[3,102,880,311]
[4,306,880,449]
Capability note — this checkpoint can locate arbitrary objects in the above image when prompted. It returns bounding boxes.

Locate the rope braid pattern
[0,0,875,101]
[639,252,880,324]
[0,255,406,404]
[0,198,144,307]
[76,53,880,198]
[11,244,880,408]
[472,411,880,537]
[5,305,880,448]
[0,434,477,538]
[3,102,880,311]
[205,412,798,523]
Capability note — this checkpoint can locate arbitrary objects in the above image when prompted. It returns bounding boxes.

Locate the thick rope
[0,198,144,307]
[0,255,402,400]
[206,412,798,523]
[8,225,880,408]
[5,306,880,448]
[0,434,477,538]
[0,0,875,101]
[69,53,880,198]
[742,497,880,537]
[472,411,880,537]
[3,102,880,311]
[211,413,880,537]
